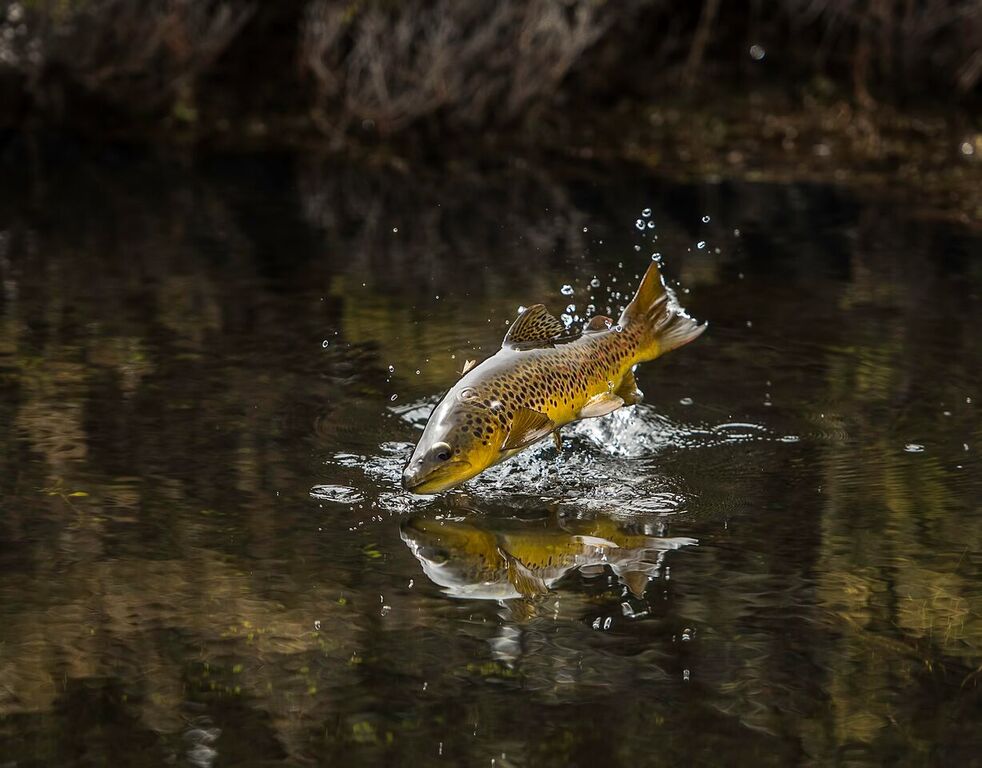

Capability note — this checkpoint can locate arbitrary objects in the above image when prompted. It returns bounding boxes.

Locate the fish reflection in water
[400,508,696,605]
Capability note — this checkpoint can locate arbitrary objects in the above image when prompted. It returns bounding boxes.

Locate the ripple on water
[320,399,792,514]
[309,484,365,504]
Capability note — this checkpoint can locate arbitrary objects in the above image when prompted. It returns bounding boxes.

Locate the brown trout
[402,260,705,493]
[400,511,696,600]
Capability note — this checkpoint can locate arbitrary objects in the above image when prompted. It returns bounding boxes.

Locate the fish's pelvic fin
[502,407,555,451]
[503,305,567,349]
[499,547,549,599]
[618,261,706,362]
[614,369,644,405]
[579,392,624,419]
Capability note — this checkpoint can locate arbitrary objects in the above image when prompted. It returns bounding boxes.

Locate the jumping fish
[400,510,696,601]
[401,260,705,493]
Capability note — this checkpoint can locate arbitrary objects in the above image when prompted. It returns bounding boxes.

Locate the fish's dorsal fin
[503,304,566,349]
[502,407,555,451]
[620,570,651,599]
[584,315,613,332]
[499,547,549,599]
[578,392,624,419]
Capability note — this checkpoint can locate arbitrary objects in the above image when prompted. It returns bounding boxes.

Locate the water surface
[0,143,980,766]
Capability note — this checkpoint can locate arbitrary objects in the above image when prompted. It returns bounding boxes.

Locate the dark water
[0,142,980,767]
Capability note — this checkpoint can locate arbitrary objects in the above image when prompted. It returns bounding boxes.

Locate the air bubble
[679,397,693,405]
[635,219,645,231]
[560,284,574,296]
[415,369,421,375]
[590,277,601,288]
[322,340,330,348]
[390,394,398,401]
[702,215,710,223]
[749,44,765,60]
[388,365,395,373]
[642,208,652,218]
[697,241,706,249]
[904,443,924,453]
[646,221,655,229]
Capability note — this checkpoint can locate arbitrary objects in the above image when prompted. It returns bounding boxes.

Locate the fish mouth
[401,460,473,494]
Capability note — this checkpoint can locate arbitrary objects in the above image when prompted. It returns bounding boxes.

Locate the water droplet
[749,44,765,60]
[634,245,641,251]
[697,240,706,249]
[392,226,399,233]
[652,252,662,261]
[314,620,321,630]
[961,141,975,156]
[635,219,645,231]
[679,397,693,406]
[603,616,612,630]
[582,226,589,233]
[590,277,601,288]
[904,443,924,453]
[646,221,655,229]
[701,215,710,223]
[390,394,398,401]
[388,365,395,373]
[561,313,573,326]
[642,208,652,218]
[321,340,330,348]
[415,369,421,375]
[566,304,575,313]
[560,284,574,296]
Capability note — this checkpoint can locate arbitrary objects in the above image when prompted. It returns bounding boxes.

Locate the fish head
[402,388,504,494]
[400,515,507,597]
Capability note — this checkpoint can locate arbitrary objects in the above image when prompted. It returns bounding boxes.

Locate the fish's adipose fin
[499,547,549,599]
[614,369,644,405]
[552,429,562,451]
[618,261,706,362]
[584,315,614,332]
[503,304,566,349]
[579,392,624,419]
[502,407,555,451]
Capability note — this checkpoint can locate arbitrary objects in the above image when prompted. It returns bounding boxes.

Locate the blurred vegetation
[0,0,978,141]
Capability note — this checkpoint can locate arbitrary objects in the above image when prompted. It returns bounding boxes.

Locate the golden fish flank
[402,260,706,494]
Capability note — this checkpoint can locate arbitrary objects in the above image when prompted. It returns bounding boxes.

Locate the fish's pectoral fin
[613,369,644,406]
[503,305,574,349]
[552,429,562,452]
[502,407,555,451]
[578,392,624,419]
[499,547,549,599]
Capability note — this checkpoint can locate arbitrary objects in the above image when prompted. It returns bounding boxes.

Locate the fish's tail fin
[618,260,706,362]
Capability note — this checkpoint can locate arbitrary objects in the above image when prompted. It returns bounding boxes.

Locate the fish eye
[459,387,480,402]
[432,441,452,462]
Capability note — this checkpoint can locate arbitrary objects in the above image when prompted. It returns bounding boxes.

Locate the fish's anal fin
[499,547,549,599]
[552,429,562,452]
[503,304,566,348]
[502,407,555,451]
[579,392,624,419]
[613,370,644,406]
